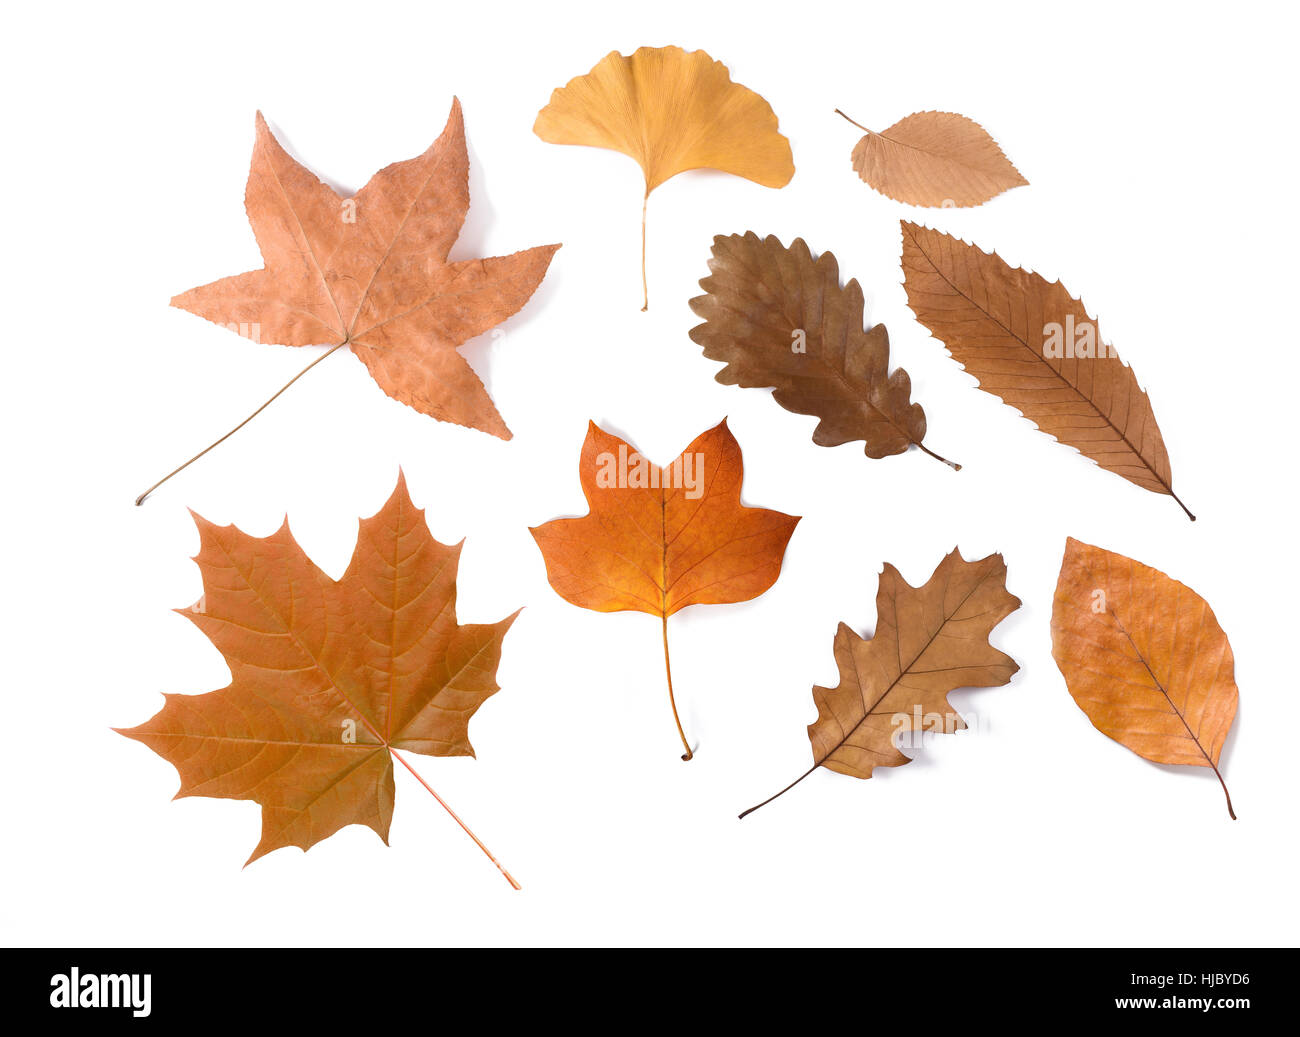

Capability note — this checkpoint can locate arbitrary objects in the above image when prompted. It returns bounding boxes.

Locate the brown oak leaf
[742,549,1020,817]
[117,474,522,883]
[688,232,959,469]
[530,419,799,759]
[1051,537,1238,818]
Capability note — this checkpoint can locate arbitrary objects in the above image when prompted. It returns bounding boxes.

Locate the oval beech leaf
[534,45,793,309]
[688,232,959,470]
[1050,537,1239,819]
[742,549,1020,818]
[839,109,1027,207]
[900,221,1192,520]
[530,419,799,759]
[116,474,523,883]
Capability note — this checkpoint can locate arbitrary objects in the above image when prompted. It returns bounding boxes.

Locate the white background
[3,0,1297,947]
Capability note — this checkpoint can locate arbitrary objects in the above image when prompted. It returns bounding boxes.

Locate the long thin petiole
[134,339,350,505]
[662,613,693,761]
[640,193,650,312]
[738,764,816,820]
[390,747,521,890]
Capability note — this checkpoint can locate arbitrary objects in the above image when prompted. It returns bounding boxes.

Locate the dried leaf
[837,109,1027,207]
[901,222,1192,519]
[1051,537,1238,818]
[742,549,1020,817]
[534,45,793,308]
[164,100,558,465]
[530,419,799,758]
[117,474,522,883]
[688,232,959,470]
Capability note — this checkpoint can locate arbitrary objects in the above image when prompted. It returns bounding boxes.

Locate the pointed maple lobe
[116,473,518,864]
[171,100,560,439]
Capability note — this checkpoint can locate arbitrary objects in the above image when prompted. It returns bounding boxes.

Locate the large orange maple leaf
[117,474,520,883]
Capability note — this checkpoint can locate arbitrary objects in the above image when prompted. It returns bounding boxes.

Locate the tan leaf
[688,232,959,470]
[901,221,1192,519]
[742,549,1020,817]
[837,109,1027,207]
[534,45,793,309]
[1051,537,1238,818]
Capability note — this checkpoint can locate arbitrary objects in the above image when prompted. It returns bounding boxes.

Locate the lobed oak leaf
[1051,538,1238,818]
[117,473,522,883]
[529,419,799,759]
[836,109,1027,207]
[900,222,1192,519]
[688,232,958,470]
[534,45,793,309]
[742,549,1020,817]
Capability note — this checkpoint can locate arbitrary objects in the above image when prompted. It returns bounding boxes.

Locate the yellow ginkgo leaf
[534,45,794,309]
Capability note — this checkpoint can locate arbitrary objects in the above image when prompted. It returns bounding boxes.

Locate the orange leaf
[1051,538,1238,818]
[530,419,799,758]
[117,474,521,882]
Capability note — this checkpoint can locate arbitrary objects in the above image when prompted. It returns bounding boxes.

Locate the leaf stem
[662,613,693,760]
[738,764,817,819]
[917,442,962,471]
[389,747,521,889]
[1210,760,1236,820]
[833,108,871,134]
[640,193,649,312]
[1170,491,1196,522]
[134,339,350,505]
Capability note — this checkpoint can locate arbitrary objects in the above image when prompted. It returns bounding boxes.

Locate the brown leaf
[172,99,559,440]
[117,474,521,881]
[837,109,1027,207]
[742,549,1019,817]
[901,221,1192,519]
[1051,537,1238,818]
[534,46,793,308]
[688,232,959,470]
[530,419,799,759]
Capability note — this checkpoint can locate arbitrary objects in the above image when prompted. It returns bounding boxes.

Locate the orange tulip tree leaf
[688,232,958,470]
[742,549,1020,817]
[141,100,562,505]
[836,109,1027,207]
[1051,537,1239,818]
[900,222,1192,520]
[530,419,799,758]
[533,45,793,309]
[116,474,522,883]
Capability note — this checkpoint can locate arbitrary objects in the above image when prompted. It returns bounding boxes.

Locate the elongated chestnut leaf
[901,222,1191,519]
